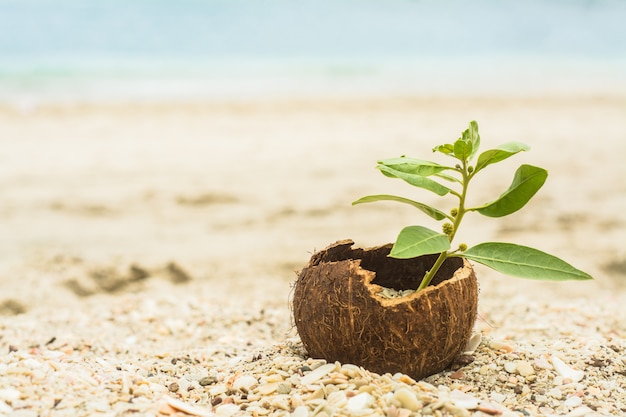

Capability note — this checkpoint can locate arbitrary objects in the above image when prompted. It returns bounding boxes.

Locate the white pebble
[0,401,12,414]
[565,405,593,417]
[208,385,227,396]
[490,392,506,403]
[565,406,594,417]
[547,387,563,400]
[393,388,420,411]
[227,356,244,367]
[0,389,20,401]
[563,396,583,408]
[503,362,517,374]
[232,375,258,391]
[516,361,535,377]
[215,403,240,417]
[346,392,374,411]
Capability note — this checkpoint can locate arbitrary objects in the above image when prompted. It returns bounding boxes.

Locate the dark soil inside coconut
[307,240,463,290]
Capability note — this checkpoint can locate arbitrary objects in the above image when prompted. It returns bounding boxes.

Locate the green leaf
[471,164,547,217]
[466,120,481,161]
[453,139,472,161]
[389,226,451,259]
[453,121,481,161]
[352,194,451,221]
[377,165,451,196]
[462,243,593,281]
[475,142,530,173]
[378,157,451,177]
[433,143,454,155]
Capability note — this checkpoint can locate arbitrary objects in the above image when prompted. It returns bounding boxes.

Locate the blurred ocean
[1,0,625,102]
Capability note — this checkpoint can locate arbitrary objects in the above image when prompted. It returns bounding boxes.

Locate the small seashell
[551,355,584,382]
[463,332,482,354]
[358,384,377,394]
[270,395,291,411]
[307,388,325,400]
[449,389,479,410]
[291,405,309,417]
[386,405,411,417]
[488,339,516,353]
[563,395,583,408]
[443,404,471,417]
[256,382,278,395]
[534,355,553,370]
[476,403,504,415]
[164,396,213,417]
[290,393,305,408]
[264,374,285,383]
[347,378,365,389]
[392,388,421,411]
[396,374,416,385]
[346,392,374,411]
[327,390,348,408]
[300,363,337,385]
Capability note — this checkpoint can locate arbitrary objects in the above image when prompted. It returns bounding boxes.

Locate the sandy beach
[0,94,625,416]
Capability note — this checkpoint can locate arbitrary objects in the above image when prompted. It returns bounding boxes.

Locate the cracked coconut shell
[292,239,478,380]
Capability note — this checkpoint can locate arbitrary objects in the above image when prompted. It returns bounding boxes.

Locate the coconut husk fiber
[292,239,478,380]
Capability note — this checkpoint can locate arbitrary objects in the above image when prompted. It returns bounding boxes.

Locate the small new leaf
[466,120,481,161]
[454,120,481,161]
[471,164,547,217]
[389,226,451,259]
[453,138,472,161]
[463,243,593,281]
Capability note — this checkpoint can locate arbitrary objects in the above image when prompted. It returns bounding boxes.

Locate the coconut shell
[292,239,478,380]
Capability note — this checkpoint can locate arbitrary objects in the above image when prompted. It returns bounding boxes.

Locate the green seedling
[353,121,592,291]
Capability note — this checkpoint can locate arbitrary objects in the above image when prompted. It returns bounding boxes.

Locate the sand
[0,95,624,416]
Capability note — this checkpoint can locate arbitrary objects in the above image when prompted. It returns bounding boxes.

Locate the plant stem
[417,160,472,290]
[417,251,449,291]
